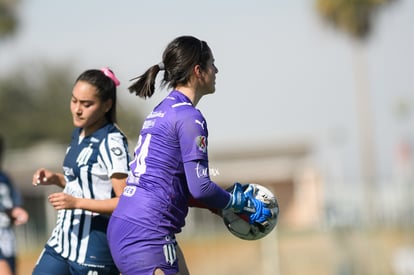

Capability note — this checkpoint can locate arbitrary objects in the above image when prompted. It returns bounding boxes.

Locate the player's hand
[32,168,59,186]
[244,186,272,225]
[227,182,248,213]
[10,207,29,226]
[48,192,78,210]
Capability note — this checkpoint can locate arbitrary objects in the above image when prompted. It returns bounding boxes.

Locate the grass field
[17,228,412,275]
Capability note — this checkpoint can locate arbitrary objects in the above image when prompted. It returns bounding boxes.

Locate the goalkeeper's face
[70,80,112,136]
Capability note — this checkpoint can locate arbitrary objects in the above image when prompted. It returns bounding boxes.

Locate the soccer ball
[222,183,279,240]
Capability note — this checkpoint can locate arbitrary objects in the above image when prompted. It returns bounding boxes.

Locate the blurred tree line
[0,64,143,149]
[0,0,18,39]
[0,65,75,148]
[316,0,396,40]
[0,0,142,150]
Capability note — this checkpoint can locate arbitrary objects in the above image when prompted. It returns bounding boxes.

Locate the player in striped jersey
[0,135,29,275]
[32,68,129,275]
[107,36,272,275]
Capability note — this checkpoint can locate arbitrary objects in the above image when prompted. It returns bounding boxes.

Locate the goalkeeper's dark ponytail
[128,35,211,99]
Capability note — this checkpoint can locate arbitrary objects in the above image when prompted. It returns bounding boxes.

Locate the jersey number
[132,134,151,177]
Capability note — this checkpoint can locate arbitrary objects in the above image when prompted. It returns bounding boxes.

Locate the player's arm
[9,182,29,225]
[184,160,251,211]
[57,131,130,214]
[47,173,127,215]
[178,113,269,220]
[188,194,221,216]
[185,160,272,224]
[184,159,231,209]
[32,168,66,188]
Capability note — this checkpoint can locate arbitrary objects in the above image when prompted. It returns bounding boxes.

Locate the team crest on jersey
[111,147,123,156]
[63,167,74,177]
[196,136,207,153]
[77,143,94,166]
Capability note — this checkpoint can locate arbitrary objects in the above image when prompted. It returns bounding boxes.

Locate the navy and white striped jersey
[0,171,22,258]
[47,123,129,265]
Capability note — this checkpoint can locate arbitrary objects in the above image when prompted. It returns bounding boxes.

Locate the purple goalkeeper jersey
[112,90,230,238]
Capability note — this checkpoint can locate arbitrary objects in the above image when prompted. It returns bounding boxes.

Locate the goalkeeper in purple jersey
[108,35,272,275]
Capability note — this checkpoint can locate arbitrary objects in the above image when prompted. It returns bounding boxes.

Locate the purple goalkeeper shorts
[107,216,179,275]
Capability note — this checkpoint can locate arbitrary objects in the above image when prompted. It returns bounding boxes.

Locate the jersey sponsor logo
[210,167,220,176]
[111,147,123,156]
[142,119,156,129]
[195,119,206,130]
[196,136,207,153]
[147,111,165,118]
[64,182,83,198]
[195,162,220,178]
[123,186,136,197]
[195,161,208,178]
[80,262,105,269]
[110,135,123,142]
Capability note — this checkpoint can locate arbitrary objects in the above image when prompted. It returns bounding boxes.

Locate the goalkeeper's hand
[226,182,247,213]
[244,187,272,225]
[226,183,272,224]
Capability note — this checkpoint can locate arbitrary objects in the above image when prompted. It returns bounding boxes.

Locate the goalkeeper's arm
[184,160,230,209]
[188,195,221,216]
[184,160,272,224]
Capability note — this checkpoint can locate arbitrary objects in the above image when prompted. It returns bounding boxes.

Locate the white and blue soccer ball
[222,183,279,240]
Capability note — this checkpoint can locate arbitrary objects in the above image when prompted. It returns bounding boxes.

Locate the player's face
[70,81,112,136]
[199,53,218,95]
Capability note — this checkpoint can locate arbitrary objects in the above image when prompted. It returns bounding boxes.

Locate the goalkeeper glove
[226,182,247,213]
[244,186,272,224]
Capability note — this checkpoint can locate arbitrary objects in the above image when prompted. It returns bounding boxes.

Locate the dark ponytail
[129,35,211,99]
[128,64,163,99]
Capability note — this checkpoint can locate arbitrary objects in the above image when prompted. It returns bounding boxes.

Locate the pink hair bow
[101,67,120,86]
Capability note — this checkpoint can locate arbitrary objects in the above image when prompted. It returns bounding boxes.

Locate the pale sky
[1,0,414,182]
